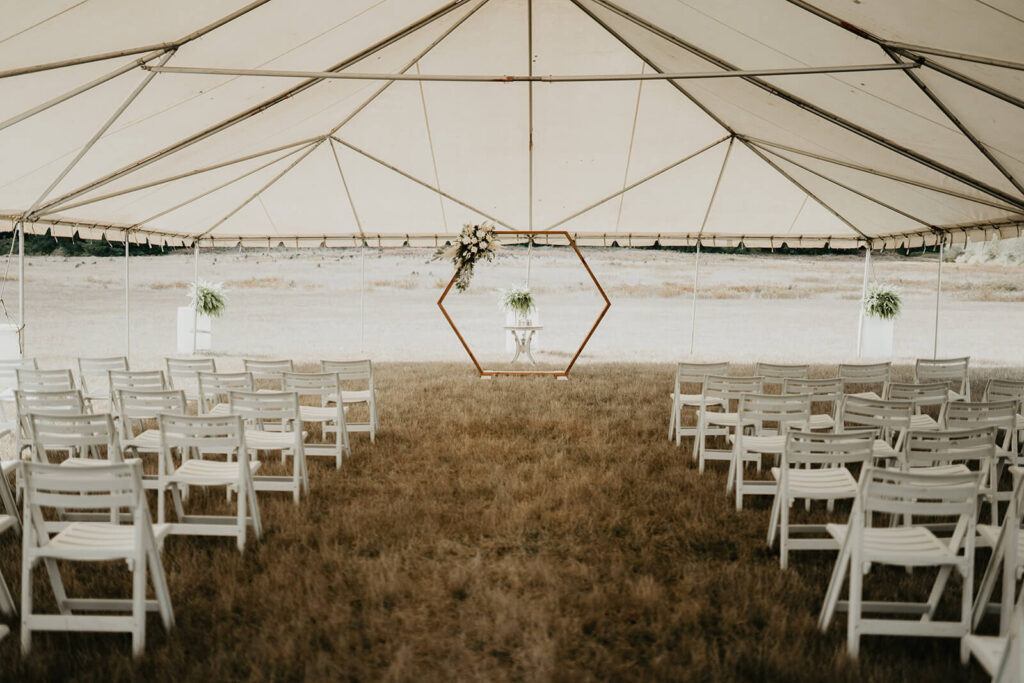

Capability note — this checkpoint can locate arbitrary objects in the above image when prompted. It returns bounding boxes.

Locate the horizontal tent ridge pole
[195,139,323,238]
[127,143,309,231]
[331,135,513,228]
[546,135,730,229]
[740,135,1024,213]
[23,49,175,220]
[593,0,1024,213]
[28,0,470,217]
[42,135,322,216]
[0,49,166,135]
[905,53,1024,112]
[0,0,270,80]
[144,62,919,82]
[883,42,1024,72]
[740,138,871,240]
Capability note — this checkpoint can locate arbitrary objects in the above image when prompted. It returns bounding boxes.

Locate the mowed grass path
[0,363,1003,681]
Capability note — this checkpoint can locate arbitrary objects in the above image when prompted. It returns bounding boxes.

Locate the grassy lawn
[1,362,1009,681]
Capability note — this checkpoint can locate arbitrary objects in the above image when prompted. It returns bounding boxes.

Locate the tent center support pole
[527,0,534,231]
[360,244,366,354]
[689,242,700,356]
[192,241,199,355]
[124,237,130,359]
[933,239,943,359]
[17,221,24,356]
[856,246,871,358]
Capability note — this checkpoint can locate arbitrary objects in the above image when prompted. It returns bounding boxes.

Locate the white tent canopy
[1,0,1023,249]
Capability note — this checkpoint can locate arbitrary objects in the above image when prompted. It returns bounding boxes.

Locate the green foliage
[499,286,535,318]
[189,280,227,318]
[863,281,902,320]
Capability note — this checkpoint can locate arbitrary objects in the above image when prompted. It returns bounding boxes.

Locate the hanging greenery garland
[434,222,501,292]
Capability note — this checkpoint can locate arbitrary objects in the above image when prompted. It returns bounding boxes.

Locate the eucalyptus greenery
[863,281,901,320]
[433,222,500,292]
[189,280,227,318]
[500,286,536,319]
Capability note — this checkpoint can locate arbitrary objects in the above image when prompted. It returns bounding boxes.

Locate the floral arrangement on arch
[435,222,501,292]
[189,280,227,318]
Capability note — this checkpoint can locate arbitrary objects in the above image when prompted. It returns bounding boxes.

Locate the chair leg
[820,534,853,630]
[847,547,862,659]
[668,400,676,442]
[132,548,147,657]
[780,497,790,570]
[0,568,15,616]
[20,554,32,654]
[695,415,706,469]
[237,479,247,553]
[146,538,175,631]
[43,558,69,614]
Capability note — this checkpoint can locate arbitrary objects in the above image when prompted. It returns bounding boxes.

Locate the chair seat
[948,389,969,402]
[826,523,959,565]
[60,458,115,468]
[85,388,110,401]
[170,459,260,485]
[299,405,340,421]
[910,414,939,430]
[848,391,881,400]
[872,439,900,461]
[328,390,372,404]
[1015,414,1024,430]
[963,634,1005,676]
[771,466,859,498]
[977,525,1024,559]
[807,414,835,430]
[900,463,973,478]
[245,429,301,450]
[0,388,14,403]
[738,434,786,453]
[125,429,162,451]
[37,521,171,560]
[206,403,231,417]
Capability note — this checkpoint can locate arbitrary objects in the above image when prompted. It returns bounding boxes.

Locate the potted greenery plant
[500,285,536,326]
[859,281,901,358]
[176,281,226,354]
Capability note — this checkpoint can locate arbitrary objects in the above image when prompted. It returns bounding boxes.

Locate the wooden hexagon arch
[437,230,611,378]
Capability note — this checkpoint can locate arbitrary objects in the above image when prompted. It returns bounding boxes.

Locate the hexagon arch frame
[437,230,611,379]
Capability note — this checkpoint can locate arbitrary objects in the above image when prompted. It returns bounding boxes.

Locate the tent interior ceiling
[0,0,1022,248]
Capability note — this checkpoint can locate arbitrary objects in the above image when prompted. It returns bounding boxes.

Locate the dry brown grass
[226,277,290,289]
[1,362,1011,681]
[144,281,188,290]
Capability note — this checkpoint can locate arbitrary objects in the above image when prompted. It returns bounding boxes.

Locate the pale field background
[7,246,1023,370]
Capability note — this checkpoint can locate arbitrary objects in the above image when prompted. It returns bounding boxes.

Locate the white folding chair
[965,585,1024,681]
[818,467,983,660]
[14,389,87,461]
[839,395,916,463]
[885,381,949,428]
[783,377,844,431]
[19,459,173,656]
[108,370,167,398]
[243,359,294,391]
[283,372,349,469]
[28,412,123,474]
[157,413,262,552]
[974,468,1024,638]
[916,356,971,402]
[668,362,728,446]
[696,375,764,474]
[117,389,187,462]
[0,357,37,422]
[838,361,891,400]
[767,429,875,569]
[197,371,253,416]
[985,380,1024,459]
[76,356,128,410]
[17,368,75,393]
[754,362,810,391]
[165,357,216,403]
[229,390,308,503]
[729,393,811,510]
[321,360,378,442]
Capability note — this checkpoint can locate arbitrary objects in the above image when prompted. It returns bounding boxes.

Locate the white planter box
[176,306,212,354]
[0,323,20,359]
[859,314,894,359]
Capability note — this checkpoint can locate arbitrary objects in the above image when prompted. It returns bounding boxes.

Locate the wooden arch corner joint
[436,230,610,378]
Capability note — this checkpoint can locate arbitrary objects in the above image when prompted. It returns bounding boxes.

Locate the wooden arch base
[437,230,611,379]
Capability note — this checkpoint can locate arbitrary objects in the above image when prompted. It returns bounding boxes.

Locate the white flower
[461,235,471,245]
[475,228,484,238]
[471,245,478,253]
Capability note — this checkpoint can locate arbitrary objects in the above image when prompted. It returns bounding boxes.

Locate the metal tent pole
[933,239,944,359]
[124,236,130,358]
[689,242,700,356]
[192,241,199,355]
[856,246,871,358]
[360,244,366,353]
[17,221,24,356]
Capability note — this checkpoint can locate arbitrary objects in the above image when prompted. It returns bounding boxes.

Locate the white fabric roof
[1,0,1023,248]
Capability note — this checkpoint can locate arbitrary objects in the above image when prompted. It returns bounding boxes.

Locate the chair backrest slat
[108,370,167,397]
[903,426,997,468]
[243,359,294,389]
[838,361,892,387]
[737,393,811,428]
[784,429,875,466]
[198,372,253,412]
[29,412,122,462]
[860,467,981,517]
[840,395,913,433]
[755,362,809,389]
[23,460,142,515]
[165,357,217,391]
[158,413,246,453]
[945,400,1019,432]
[320,359,373,387]
[0,357,37,391]
[703,375,764,403]
[17,368,75,392]
[673,362,729,392]
[984,379,1024,405]
[283,371,341,398]
[228,390,300,422]
[914,356,969,395]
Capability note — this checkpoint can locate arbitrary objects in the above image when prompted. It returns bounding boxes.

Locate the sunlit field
[3,362,1019,681]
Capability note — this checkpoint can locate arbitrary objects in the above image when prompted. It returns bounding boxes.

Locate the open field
[2,362,1019,681]
[7,248,1024,370]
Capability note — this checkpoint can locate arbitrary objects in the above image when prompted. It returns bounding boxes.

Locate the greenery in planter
[499,285,536,320]
[189,280,227,318]
[863,281,901,320]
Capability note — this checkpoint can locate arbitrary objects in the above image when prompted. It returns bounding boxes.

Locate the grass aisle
[0,363,989,681]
